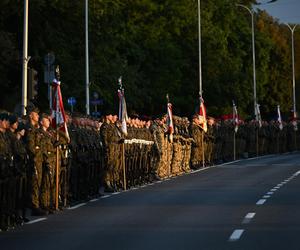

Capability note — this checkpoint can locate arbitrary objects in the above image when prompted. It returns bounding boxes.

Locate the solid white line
[148,183,154,186]
[263,195,271,198]
[140,185,147,188]
[229,229,244,242]
[25,218,47,224]
[256,199,266,205]
[89,198,99,202]
[111,192,120,195]
[68,203,87,210]
[101,195,111,199]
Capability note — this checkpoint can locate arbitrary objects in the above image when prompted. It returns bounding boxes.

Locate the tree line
[0,0,299,120]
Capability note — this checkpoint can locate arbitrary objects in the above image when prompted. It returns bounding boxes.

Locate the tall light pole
[285,23,297,119]
[85,0,90,115]
[21,0,29,115]
[198,0,202,98]
[236,4,257,119]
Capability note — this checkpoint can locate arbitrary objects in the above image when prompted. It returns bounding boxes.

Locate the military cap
[25,104,39,114]
[39,113,51,121]
[8,114,18,125]
[0,112,9,121]
[16,122,26,132]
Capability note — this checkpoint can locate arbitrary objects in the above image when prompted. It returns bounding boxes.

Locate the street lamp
[236,4,257,120]
[85,0,90,115]
[285,23,297,119]
[21,0,29,115]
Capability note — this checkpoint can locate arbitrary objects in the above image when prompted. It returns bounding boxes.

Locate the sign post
[67,97,76,113]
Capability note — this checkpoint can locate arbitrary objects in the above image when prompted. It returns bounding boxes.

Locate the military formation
[0,106,299,231]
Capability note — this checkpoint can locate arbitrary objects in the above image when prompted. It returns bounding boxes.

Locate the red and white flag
[51,79,70,141]
[198,97,207,132]
[256,104,262,128]
[292,111,298,131]
[118,77,128,136]
[277,105,283,130]
[233,101,239,133]
[166,102,174,135]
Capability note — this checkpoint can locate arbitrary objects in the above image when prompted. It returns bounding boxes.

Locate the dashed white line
[270,188,277,192]
[263,195,271,198]
[229,229,244,242]
[256,199,266,205]
[25,218,47,225]
[242,213,256,224]
[67,203,87,210]
[267,192,274,195]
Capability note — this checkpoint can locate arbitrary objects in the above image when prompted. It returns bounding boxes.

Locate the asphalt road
[1,153,300,250]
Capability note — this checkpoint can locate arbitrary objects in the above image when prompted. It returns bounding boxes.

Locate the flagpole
[122,143,126,191]
[233,132,236,161]
[55,67,60,210]
[21,0,29,115]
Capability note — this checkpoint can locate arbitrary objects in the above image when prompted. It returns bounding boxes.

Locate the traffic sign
[90,99,103,105]
[68,97,76,106]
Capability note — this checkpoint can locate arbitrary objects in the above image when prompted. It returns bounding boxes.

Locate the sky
[256,0,300,24]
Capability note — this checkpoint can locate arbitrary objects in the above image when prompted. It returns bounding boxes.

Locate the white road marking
[242,213,256,224]
[101,195,111,199]
[256,199,266,205]
[267,192,274,195]
[112,192,120,195]
[25,218,47,225]
[89,198,99,202]
[229,229,244,242]
[148,183,154,186]
[294,171,300,176]
[68,203,87,210]
[263,195,271,198]
[271,188,277,192]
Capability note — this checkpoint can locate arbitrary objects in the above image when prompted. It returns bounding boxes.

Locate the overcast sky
[256,0,300,24]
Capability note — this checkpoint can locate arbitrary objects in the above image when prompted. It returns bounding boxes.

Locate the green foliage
[0,0,298,120]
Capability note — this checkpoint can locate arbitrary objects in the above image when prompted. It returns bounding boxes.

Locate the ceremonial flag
[277,105,283,130]
[198,97,207,132]
[292,111,298,131]
[118,77,128,136]
[232,101,239,133]
[51,78,70,141]
[256,103,262,128]
[166,98,174,135]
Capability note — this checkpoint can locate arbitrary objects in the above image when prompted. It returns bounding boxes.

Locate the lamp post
[85,0,90,115]
[285,24,297,119]
[236,4,257,120]
[21,0,29,115]
[198,0,202,98]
